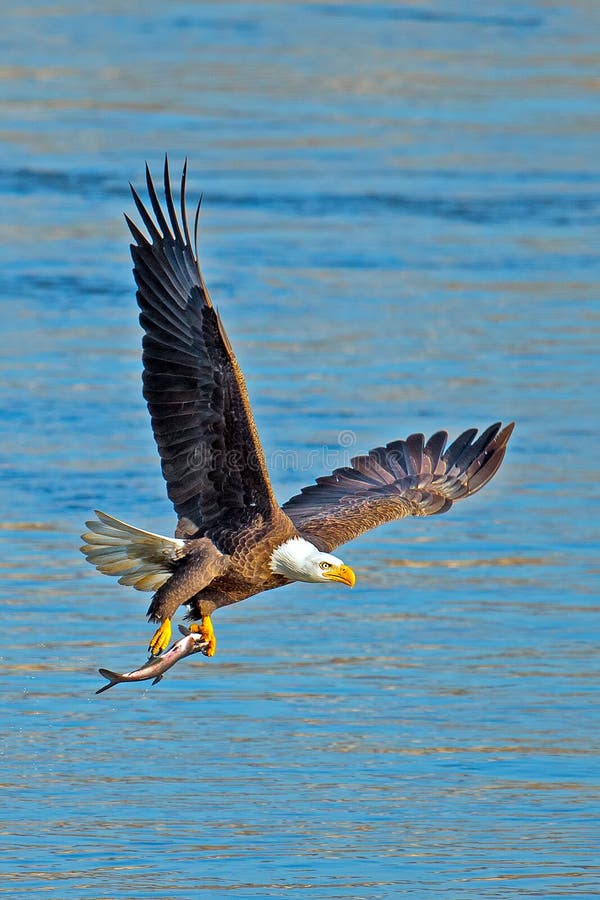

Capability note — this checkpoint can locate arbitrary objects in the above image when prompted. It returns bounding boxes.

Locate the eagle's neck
[269,537,321,582]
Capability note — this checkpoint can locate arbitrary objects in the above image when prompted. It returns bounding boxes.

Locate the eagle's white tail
[80,510,185,592]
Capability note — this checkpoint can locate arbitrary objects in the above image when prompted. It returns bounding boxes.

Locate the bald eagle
[81,160,514,658]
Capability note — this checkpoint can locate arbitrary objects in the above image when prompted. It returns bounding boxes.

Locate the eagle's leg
[146,542,227,657]
[189,616,217,657]
[148,618,172,656]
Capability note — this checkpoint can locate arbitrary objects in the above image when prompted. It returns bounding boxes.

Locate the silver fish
[96,625,208,694]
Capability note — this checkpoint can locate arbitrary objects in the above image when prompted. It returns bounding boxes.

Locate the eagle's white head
[270,537,356,587]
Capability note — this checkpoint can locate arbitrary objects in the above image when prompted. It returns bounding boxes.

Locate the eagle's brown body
[81,160,514,659]
[154,510,295,622]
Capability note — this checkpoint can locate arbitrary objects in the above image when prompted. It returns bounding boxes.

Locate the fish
[96,625,208,694]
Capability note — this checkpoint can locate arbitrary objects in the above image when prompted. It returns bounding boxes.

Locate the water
[1,2,599,897]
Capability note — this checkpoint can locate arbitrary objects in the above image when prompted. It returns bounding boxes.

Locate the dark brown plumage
[282,423,514,552]
[81,159,514,658]
[126,162,277,544]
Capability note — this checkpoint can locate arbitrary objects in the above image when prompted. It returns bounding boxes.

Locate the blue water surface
[1,2,599,898]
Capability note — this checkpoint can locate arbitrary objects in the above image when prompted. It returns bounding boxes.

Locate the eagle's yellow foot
[149,618,172,656]
[189,616,217,657]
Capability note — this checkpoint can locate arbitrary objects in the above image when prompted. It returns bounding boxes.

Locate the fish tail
[96,668,123,694]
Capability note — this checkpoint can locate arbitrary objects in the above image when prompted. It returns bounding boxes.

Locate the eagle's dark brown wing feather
[127,159,277,542]
[283,423,514,552]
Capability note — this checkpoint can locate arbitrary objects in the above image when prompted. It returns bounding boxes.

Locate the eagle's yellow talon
[189,616,217,657]
[149,618,172,656]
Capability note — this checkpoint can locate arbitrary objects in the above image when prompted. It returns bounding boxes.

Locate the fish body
[96,625,208,693]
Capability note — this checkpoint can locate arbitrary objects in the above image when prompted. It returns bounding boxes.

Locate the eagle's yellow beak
[323,564,356,588]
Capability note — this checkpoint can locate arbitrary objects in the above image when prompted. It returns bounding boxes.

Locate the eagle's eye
[319,561,331,570]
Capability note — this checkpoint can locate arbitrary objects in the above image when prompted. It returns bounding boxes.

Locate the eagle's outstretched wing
[282,422,514,552]
[127,159,277,541]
